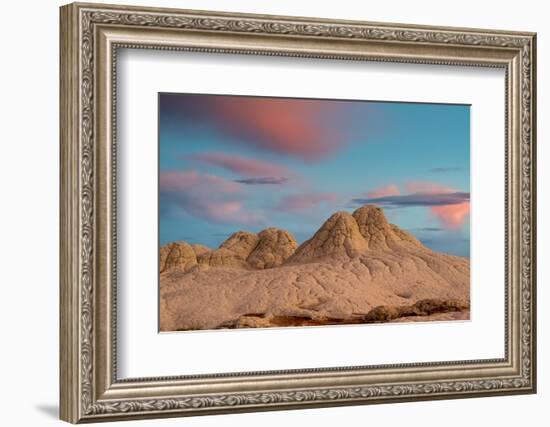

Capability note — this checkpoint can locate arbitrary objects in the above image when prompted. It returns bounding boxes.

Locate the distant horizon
[159,93,470,257]
[160,204,470,259]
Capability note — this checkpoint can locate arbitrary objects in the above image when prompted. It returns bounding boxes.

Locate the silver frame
[60,2,536,423]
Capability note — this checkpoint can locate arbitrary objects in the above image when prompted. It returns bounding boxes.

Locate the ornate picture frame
[60,2,536,423]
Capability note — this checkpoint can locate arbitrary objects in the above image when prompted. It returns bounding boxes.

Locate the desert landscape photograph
[159,93,470,332]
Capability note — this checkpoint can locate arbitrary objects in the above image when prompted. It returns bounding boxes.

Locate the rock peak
[219,231,259,257]
[353,204,388,221]
[247,228,298,269]
[353,204,422,249]
[352,204,392,249]
[352,205,391,230]
[287,211,367,263]
[160,205,426,272]
[287,205,425,262]
[159,241,197,273]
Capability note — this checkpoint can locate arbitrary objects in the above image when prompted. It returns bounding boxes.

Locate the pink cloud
[160,170,264,225]
[361,181,470,230]
[160,170,241,193]
[201,201,265,225]
[194,152,288,178]
[431,202,470,230]
[405,181,456,195]
[277,193,338,212]
[367,184,401,198]
[210,97,346,160]
[406,181,469,229]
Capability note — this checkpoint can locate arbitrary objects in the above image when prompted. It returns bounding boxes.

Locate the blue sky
[159,93,470,257]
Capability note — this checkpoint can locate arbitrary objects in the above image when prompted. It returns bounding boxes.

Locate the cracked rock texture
[247,228,298,269]
[287,212,368,263]
[159,241,197,274]
[190,244,211,257]
[195,231,259,269]
[160,205,470,331]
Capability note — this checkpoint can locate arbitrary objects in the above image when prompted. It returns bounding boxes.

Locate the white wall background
[0,0,545,425]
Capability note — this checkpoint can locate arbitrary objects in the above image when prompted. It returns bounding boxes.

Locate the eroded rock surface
[190,244,211,257]
[159,241,197,273]
[353,205,422,249]
[159,205,470,331]
[219,231,259,258]
[196,231,258,269]
[287,212,368,263]
[247,228,298,269]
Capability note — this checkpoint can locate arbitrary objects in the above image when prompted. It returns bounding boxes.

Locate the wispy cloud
[405,181,456,194]
[194,152,289,178]
[234,177,288,185]
[430,202,470,229]
[160,170,265,226]
[415,227,444,232]
[208,97,347,160]
[276,193,338,212]
[352,192,469,208]
[160,170,241,193]
[366,184,400,198]
[162,94,361,161]
[355,181,470,230]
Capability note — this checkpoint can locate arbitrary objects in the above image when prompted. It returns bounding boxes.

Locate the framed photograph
[60,2,537,423]
[158,93,472,332]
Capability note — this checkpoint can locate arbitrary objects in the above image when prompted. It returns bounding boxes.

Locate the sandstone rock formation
[159,241,197,273]
[159,205,470,331]
[196,231,258,269]
[353,205,422,249]
[287,212,368,263]
[219,231,259,257]
[196,248,247,269]
[190,229,299,270]
[190,244,211,257]
[247,228,298,269]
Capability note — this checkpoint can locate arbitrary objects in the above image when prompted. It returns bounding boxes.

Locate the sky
[159,93,470,257]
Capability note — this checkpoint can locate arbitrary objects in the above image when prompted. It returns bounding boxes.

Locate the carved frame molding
[60,2,536,423]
